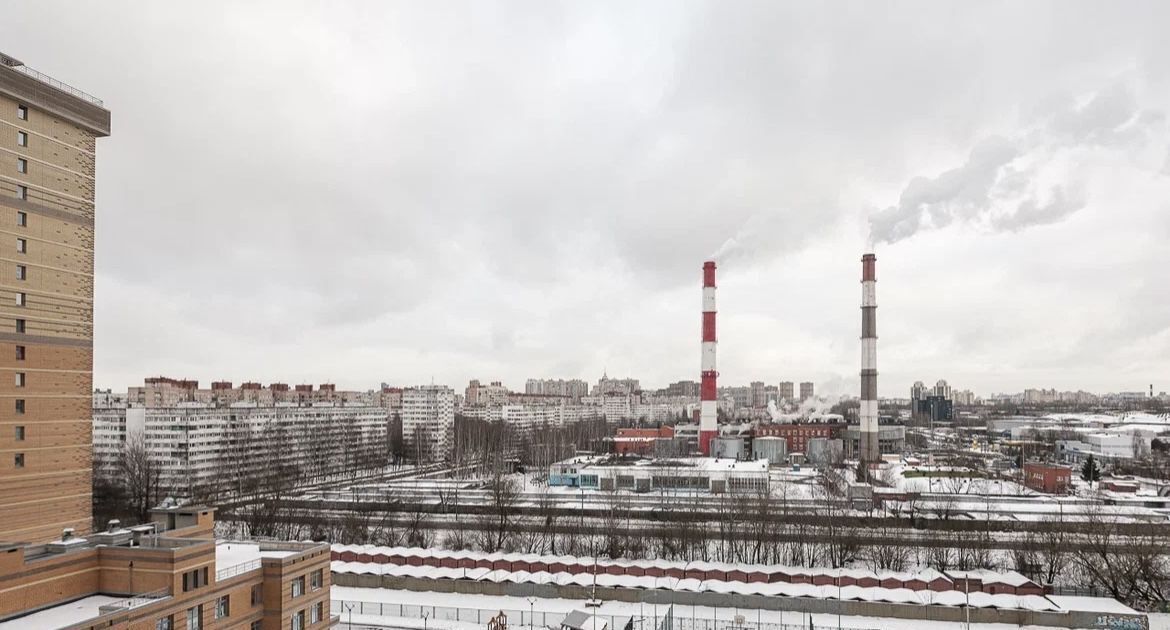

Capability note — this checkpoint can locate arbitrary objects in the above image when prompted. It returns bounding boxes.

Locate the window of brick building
[311,569,322,590]
[215,595,229,619]
[251,584,262,606]
[16,210,26,225]
[15,372,24,387]
[17,131,27,147]
[291,610,305,630]
[186,605,202,630]
[15,292,24,307]
[16,264,26,280]
[16,186,27,201]
[292,576,304,598]
[16,238,26,253]
[17,104,27,120]
[155,616,172,630]
[16,158,26,174]
[15,345,24,360]
[15,399,24,414]
[15,319,24,333]
[311,602,323,624]
[14,453,24,468]
[14,426,24,441]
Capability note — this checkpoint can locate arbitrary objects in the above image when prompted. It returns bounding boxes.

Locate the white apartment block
[402,385,455,462]
[93,401,389,498]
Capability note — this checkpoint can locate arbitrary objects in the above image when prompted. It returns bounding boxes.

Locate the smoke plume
[869,82,1166,244]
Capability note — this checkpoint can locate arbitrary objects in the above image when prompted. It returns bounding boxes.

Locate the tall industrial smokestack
[700,261,718,455]
[860,253,880,464]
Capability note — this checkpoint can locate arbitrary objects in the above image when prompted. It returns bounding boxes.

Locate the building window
[16,186,27,201]
[16,210,26,225]
[215,595,229,619]
[14,426,24,441]
[15,399,24,414]
[16,238,26,253]
[186,605,202,630]
[15,372,24,387]
[15,318,24,333]
[291,575,304,598]
[311,601,323,623]
[156,617,173,630]
[16,158,26,174]
[251,583,263,605]
[291,610,305,630]
[17,131,27,147]
[310,568,322,590]
[16,264,26,280]
[17,105,27,120]
[14,453,24,468]
[251,622,262,630]
[15,345,24,360]
[15,292,24,307]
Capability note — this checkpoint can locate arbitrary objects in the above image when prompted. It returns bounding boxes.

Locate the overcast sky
[6,1,1169,397]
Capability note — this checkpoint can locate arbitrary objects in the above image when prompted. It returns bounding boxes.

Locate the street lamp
[528,596,537,630]
[964,576,971,630]
[343,602,354,628]
[423,609,431,630]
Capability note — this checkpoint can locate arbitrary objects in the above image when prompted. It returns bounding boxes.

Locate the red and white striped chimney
[700,261,718,455]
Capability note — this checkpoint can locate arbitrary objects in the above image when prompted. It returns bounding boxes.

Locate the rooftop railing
[5,61,104,107]
[98,587,171,613]
[216,558,262,582]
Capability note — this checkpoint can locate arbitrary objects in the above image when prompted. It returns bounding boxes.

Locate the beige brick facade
[0,509,336,629]
[0,59,107,544]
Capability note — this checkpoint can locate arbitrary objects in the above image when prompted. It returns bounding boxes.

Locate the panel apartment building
[401,385,454,463]
[94,378,390,499]
[0,53,109,543]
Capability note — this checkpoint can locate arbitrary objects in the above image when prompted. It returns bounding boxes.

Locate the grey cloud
[4,1,1170,393]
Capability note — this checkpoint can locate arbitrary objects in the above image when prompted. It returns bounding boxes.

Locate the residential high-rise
[402,385,455,462]
[778,381,794,401]
[750,381,767,408]
[0,53,110,543]
[799,381,814,402]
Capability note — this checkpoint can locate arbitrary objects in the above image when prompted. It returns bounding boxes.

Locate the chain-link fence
[331,599,877,630]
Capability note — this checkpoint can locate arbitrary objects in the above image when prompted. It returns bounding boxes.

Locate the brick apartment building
[0,506,336,629]
[0,52,107,544]
[0,51,337,628]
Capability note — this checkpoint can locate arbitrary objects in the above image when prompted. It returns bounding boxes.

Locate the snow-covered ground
[331,586,1139,630]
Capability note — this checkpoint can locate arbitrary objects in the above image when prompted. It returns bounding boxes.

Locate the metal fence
[9,63,104,106]
[216,558,261,581]
[331,599,877,630]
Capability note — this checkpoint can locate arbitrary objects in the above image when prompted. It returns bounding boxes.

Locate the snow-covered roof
[330,561,1070,612]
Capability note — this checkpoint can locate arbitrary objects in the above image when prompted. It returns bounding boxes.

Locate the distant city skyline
[4,3,1168,396]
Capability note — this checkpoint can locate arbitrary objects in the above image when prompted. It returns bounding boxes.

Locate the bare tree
[118,432,163,524]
